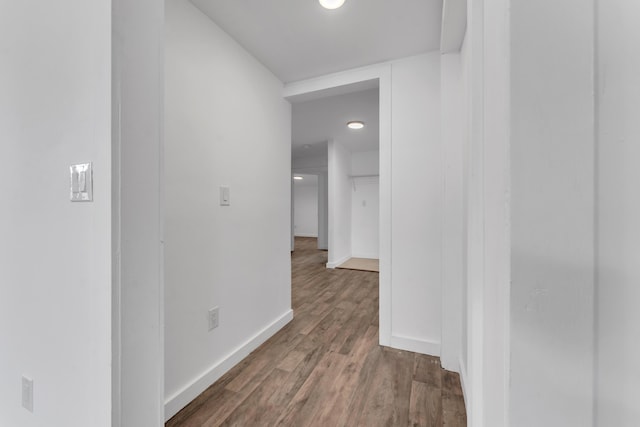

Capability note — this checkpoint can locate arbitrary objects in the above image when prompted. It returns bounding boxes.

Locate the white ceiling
[292,87,379,159]
[190,0,444,83]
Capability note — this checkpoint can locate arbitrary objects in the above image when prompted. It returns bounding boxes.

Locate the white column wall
[390,53,443,356]
[440,51,465,372]
[112,0,165,424]
[0,1,112,425]
[317,172,329,250]
[510,1,595,426]
[596,1,640,426]
[327,140,352,268]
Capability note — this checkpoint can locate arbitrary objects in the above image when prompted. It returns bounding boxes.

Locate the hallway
[166,237,466,426]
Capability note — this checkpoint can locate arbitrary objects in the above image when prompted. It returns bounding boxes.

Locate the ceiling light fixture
[347,121,365,130]
[319,0,346,10]
[294,176,304,180]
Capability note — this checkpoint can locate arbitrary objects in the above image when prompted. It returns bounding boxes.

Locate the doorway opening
[283,68,392,345]
[288,73,389,344]
[290,86,379,268]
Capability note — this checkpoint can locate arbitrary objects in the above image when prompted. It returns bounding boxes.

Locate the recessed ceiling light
[347,121,365,130]
[294,176,304,180]
[319,0,346,10]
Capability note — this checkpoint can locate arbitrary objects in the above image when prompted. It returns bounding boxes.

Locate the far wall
[351,150,379,259]
[293,174,319,237]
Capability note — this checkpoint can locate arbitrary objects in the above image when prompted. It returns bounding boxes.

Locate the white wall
[112,0,165,425]
[459,29,470,385]
[351,150,379,259]
[327,140,353,267]
[510,1,595,426]
[351,149,378,176]
[596,1,640,426]
[293,175,318,237]
[440,51,465,372]
[461,2,512,426]
[351,176,379,259]
[164,0,292,419]
[464,1,486,420]
[292,151,327,175]
[390,53,443,356]
[0,1,112,426]
[481,1,511,425]
[292,147,328,249]
[317,172,329,250]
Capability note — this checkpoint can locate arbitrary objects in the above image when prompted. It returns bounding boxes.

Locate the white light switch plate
[70,163,93,202]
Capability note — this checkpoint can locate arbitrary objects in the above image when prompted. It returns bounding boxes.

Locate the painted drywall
[293,175,319,237]
[464,0,486,420]
[292,149,328,249]
[462,3,512,426]
[291,173,295,251]
[327,140,353,268]
[390,53,443,355]
[459,29,470,386]
[292,150,327,175]
[350,150,379,259]
[480,0,511,424]
[164,0,292,419]
[441,0,468,53]
[317,172,329,250]
[510,1,595,426]
[0,1,112,425]
[596,1,640,425]
[351,149,379,176]
[440,51,465,372]
[111,0,165,424]
[351,177,379,259]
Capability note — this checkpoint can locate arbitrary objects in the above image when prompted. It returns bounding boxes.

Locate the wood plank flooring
[166,237,467,427]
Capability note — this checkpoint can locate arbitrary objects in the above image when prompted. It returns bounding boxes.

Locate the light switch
[70,163,93,202]
[220,186,230,206]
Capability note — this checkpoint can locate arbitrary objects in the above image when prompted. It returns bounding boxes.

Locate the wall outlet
[22,376,33,413]
[208,307,219,331]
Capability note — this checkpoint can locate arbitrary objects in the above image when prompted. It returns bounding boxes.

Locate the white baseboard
[459,355,469,412]
[389,335,441,357]
[294,233,318,238]
[326,254,351,269]
[164,309,294,421]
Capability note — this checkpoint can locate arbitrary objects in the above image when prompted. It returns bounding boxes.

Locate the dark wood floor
[167,237,467,427]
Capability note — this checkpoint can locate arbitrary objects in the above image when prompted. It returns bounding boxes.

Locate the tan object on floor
[337,257,379,272]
